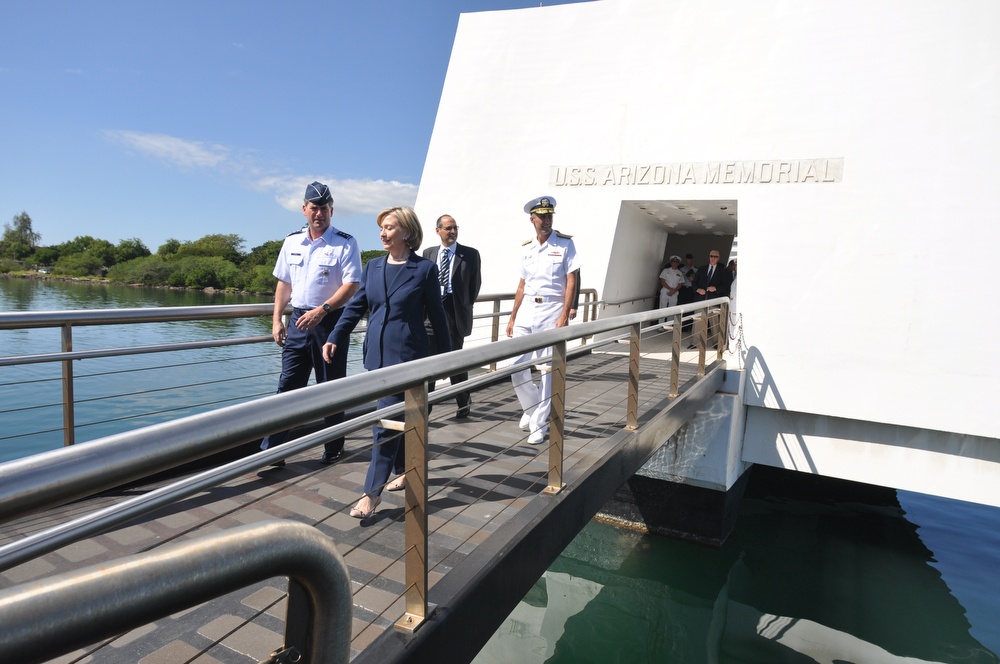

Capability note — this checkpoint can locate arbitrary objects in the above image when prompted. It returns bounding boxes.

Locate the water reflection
[475,467,1000,663]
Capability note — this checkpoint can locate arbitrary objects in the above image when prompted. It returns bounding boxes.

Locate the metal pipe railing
[0,296,729,646]
[0,520,352,664]
[0,293,599,448]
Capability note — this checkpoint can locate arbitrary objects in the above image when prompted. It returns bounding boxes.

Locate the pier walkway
[0,329,726,663]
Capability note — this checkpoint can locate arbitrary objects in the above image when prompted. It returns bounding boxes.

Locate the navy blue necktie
[439,248,451,296]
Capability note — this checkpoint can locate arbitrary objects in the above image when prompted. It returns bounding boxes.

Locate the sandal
[387,476,406,492]
[349,495,381,519]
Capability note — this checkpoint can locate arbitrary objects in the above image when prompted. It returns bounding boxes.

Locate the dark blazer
[695,263,732,300]
[422,243,482,337]
[328,253,451,371]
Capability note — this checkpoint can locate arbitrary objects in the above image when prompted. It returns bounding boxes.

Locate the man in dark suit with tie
[423,214,483,417]
[693,249,732,347]
[695,249,732,300]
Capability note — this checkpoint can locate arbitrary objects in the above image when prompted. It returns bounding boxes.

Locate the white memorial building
[414,0,1000,507]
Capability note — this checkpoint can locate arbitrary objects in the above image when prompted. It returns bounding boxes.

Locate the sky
[1,1,592,254]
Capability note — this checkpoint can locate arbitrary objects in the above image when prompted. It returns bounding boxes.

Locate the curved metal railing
[0,293,725,657]
[0,291,600,453]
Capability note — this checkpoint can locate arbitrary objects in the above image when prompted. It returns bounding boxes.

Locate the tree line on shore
[0,211,385,293]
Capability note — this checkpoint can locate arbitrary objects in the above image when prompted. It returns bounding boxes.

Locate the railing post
[396,383,429,633]
[60,324,75,447]
[670,313,682,398]
[697,310,708,376]
[544,340,567,495]
[717,302,729,360]
[626,323,640,430]
[490,299,502,372]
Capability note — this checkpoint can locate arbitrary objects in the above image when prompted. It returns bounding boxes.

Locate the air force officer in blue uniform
[261,181,361,465]
[323,206,451,519]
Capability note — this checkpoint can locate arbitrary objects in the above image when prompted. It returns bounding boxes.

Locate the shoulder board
[554,230,573,239]
[521,238,533,246]
[335,230,353,240]
[286,227,307,237]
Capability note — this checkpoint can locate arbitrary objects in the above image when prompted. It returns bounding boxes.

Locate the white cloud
[257,175,418,217]
[102,130,231,170]
[104,130,417,216]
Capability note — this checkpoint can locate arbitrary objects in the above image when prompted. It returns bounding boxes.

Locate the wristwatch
[322,303,332,313]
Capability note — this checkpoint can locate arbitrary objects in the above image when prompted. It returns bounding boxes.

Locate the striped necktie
[439,248,451,296]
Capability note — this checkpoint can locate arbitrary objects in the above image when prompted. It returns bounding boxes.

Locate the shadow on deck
[0,338,726,663]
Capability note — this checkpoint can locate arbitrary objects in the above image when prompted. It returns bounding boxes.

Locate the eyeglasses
[440,226,459,232]
[709,255,720,258]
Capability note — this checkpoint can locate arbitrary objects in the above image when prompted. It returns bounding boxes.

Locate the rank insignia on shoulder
[521,238,533,246]
[336,230,353,240]
[287,227,307,237]
[554,230,573,239]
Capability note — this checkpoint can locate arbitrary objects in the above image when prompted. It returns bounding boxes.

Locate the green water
[476,467,1000,663]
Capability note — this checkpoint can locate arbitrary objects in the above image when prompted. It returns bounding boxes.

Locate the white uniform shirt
[273,225,361,309]
[659,267,685,292]
[518,230,581,299]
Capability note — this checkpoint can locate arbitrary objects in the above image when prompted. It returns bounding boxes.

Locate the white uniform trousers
[510,299,563,435]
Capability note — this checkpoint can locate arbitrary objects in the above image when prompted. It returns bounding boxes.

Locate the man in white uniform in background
[505,196,580,444]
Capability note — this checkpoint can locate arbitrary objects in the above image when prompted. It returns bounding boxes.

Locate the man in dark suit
[695,249,732,300]
[423,214,483,417]
[693,249,732,347]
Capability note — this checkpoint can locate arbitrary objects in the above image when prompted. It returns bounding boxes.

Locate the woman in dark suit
[323,206,451,519]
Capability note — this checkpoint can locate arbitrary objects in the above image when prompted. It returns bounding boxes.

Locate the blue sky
[1,1,590,253]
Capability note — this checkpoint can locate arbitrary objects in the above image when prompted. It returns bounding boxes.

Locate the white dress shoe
[519,412,532,431]
[528,430,545,445]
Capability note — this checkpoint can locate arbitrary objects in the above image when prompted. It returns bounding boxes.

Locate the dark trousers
[261,307,349,455]
[365,392,405,497]
[427,296,470,409]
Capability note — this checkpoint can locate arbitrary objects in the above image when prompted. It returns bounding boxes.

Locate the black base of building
[598,468,752,547]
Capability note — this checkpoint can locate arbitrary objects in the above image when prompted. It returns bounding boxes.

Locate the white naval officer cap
[524,195,556,215]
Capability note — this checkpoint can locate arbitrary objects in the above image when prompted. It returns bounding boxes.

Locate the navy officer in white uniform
[505,196,581,444]
[261,181,361,464]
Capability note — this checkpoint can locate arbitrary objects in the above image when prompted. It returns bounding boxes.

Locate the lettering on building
[549,158,844,187]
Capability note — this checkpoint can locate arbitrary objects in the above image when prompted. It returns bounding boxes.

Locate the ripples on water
[0,278,362,462]
[474,464,1000,663]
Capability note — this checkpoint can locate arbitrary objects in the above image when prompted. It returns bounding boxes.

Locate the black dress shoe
[270,459,285,468]
[320,451,342,465]
[456,404,471,418]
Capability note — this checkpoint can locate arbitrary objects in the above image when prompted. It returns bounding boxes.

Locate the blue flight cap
[524,195,556,215]
[304,181,333,206]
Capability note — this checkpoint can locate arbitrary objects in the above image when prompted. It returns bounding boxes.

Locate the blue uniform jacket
[328,253,451,371]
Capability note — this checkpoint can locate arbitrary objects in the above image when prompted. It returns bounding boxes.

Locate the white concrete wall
[415,0,1000,441]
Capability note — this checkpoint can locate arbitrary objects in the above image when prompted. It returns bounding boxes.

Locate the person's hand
[697,289,706,295]
[322,342,337,363]
[295,307,325,332]
[556,314,569,328]
[505,318,515,338]
[272,320,286,346]
[568,308,577,321]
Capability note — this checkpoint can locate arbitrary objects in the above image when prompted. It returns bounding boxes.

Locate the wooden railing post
[626,323,640,430]
[697,311,708,376]
[395,383,429,633]
[60,324,75,446]
[544,341,567,495]
[670,313,682,398]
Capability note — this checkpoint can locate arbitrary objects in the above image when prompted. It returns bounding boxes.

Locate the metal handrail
[0,520,352,664]
[0,295,728,649]
[0,290,599,448]
[0,297,726,528]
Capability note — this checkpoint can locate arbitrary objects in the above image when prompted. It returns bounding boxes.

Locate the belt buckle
[534,297,543,303]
